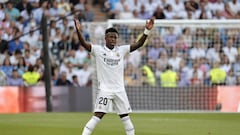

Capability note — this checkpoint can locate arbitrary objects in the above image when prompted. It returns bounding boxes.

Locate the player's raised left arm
[130,17,155,52]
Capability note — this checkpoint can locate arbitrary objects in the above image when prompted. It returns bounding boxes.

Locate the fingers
[150,17,155,24]
[146,17,155,25]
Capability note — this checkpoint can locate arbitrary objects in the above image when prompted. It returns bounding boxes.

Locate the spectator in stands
[49,1,64,20]
[0,51,7,66]
[1,14,11,35]
[233,55,240,76]
[164,4,178,19]
[76,62,92,86]
[103,0,114,18]
[8,30,24,55]
[4,1,20,21]
[220,3,235,19]
[228,0,240,15]
[145,0,158,16]
[163,27,178,49]
[0,31,8,54]
[24,49,37,66]
[199,11,209,19]
[214,9,226,19]
[74,0,86,11]
[59,58,69,74]
[171,0,185,15]
[184,0,199,13]
[190,69,204,86]
[0,57,14,77]
[189,61,204,84]
[58,33,71,59]
[160,64,178,87]
[7,68,24,86]
[220,54,232,73]
[178,59,191,86]
[152,5,165,19]
[0,3,5,21]
[81,2,94,22]
[70,0,81,5]
[126,47,141,68]
[141,59,156,86]
[20,2,34,22]
[52,27,62,45]
[156,51,168,72]
[16,56,27,76]
[59,18,71,36]
[147,36,165,61]
[75,45,88,68]
[15,16,25,32]
[223,37,238,63]
[211,0,225,15]
[138,4,151,19]
[9,49,22,66]
[55,71,72,86]
[174,36,188,53]
[35,58,44,72]
[22,65,40,86]
[181,27,192,48]
[190,41,206,60]
[206,42,221,64]
[209,61,226,85]
[0,69,6,86]
[125,0,141,12]
[168,49,182,71]
[225,68,237,85]
[64,62,76,82]
[124,63,141,86]
[199,57,211,75]
[58,0,71,15]
[111,0,126,19]
[33,0,49,24]
[158,0,168,8]
[68,50,82,69]
[119,4,135,19]
[23,27,40,49]
[189,61,204,86]
[16,0,30,12]
[51,65,59,85]
[72,75,80,87]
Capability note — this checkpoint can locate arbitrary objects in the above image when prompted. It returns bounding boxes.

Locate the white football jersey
[91,44,130,92]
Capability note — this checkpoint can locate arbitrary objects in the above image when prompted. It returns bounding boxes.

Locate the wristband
[144,28,151,35]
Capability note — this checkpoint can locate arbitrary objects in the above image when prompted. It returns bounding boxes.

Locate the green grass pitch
[0,112,239,135]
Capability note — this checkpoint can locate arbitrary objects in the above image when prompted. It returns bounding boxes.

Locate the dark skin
[74,18,155,119]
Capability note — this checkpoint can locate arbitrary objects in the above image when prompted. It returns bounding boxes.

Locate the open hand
[74,19,82,31]
[145,17,155,30]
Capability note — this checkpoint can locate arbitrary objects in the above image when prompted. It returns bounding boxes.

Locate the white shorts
[94,90,132,115]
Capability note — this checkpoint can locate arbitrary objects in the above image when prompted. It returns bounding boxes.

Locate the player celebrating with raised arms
[74,17,154,135]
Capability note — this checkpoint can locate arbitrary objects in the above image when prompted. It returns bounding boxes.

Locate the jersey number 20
[99,97,108,105]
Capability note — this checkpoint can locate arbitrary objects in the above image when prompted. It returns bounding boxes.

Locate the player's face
[105,32,118,49]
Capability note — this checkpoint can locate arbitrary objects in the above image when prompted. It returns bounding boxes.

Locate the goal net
[85,19,240,112]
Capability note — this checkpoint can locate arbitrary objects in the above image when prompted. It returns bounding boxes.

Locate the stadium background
[0,0,240,112]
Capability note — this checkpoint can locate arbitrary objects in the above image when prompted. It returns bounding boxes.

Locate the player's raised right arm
[74,19,92,52]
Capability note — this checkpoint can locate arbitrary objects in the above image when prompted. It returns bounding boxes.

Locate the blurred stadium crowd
[0,0,240,87]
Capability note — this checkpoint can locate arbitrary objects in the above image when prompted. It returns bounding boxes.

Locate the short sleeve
[90,44,100,56]
[120,45,130,56]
